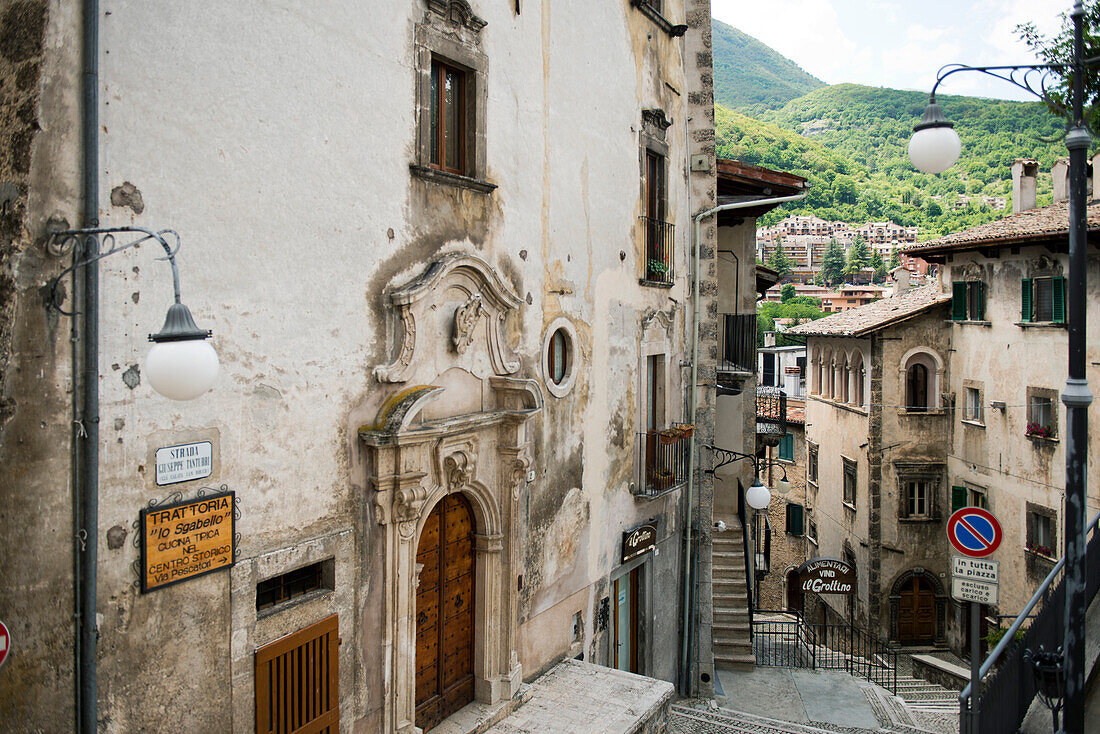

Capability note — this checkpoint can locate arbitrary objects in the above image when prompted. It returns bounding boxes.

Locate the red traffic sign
[947,507,1002,558]
[0,620,9,671]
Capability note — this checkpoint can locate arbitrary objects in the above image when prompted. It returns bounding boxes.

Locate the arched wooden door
[898,576,935,643]
[415,493,475,731]
[786,569,803,613]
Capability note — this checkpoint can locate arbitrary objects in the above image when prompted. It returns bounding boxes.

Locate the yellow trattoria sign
[139,491,235,592]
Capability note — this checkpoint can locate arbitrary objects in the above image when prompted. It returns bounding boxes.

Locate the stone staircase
[893,674,960,715]
[712,524,755,670]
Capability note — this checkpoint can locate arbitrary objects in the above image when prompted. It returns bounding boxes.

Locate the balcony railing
[633,425,692,498]
[639,216,674,285]
[718,313,757,373]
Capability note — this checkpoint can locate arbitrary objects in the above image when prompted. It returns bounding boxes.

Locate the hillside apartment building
[788,159,1100,653]
[0,1,782,731]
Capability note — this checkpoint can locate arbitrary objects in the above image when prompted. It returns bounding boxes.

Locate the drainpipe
[78,0,99,731]
[680,192,806,694]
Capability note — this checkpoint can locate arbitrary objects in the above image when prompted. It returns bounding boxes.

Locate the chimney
[889,265,910,297]
[1012,158,1038,213]
[1053,158,1070,203]
[764,331,777,347]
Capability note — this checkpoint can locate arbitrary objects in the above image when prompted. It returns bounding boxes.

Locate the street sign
[952,557,999,583]
[0,620,10,671]
[947,507,1002,558]
[139,491,236,592]
[952,576,999,604]
[155,441,213,486]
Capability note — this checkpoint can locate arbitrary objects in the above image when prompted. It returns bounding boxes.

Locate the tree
[888,247,901,270]
[780,283,796,302]
[768,241,793,278]
[1017,3,1100,130]
[926,200,943,217]
[820,237,846,286]
[870,251,887,283]
[844,234,869,278]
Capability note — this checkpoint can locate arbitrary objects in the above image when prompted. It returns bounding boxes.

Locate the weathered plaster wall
[0,0,81,729]
[2,0,716,729]
[941,248,1100,626]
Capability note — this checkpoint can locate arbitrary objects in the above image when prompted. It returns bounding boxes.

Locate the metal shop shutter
[255,614,340,734]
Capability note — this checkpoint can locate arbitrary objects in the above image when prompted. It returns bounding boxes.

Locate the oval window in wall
[542,319,579,398]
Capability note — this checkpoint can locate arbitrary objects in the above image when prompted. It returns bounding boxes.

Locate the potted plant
[646,259,670,279]
[1026,422,1054,439]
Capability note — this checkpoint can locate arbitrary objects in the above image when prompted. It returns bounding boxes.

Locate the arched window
[812,349,822,395]
[852,356,865,406]
[822,349,833,398]
[839,354,850,403]
[907,363,929,411]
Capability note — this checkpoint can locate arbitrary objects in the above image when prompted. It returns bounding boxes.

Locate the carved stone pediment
[374,253,523,383]
[427,0,487,34]
[642,108,673,133]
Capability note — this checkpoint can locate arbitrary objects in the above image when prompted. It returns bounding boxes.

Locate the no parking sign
[947,507,1002,558]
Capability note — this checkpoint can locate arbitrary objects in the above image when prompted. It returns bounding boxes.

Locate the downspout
[679,192,806,693]
[78,0,99,732]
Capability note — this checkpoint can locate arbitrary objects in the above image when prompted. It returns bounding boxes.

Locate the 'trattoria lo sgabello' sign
[139,491,235,592]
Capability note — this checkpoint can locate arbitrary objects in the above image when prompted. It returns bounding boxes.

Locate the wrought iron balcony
[639,216,674,285]
[718,313,757,373]
[633,425,693,498]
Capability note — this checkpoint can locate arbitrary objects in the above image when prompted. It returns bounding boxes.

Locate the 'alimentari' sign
[798,557,856,595]
[139,491,235,592]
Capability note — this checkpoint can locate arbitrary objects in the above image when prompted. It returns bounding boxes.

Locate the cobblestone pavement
[670,700,957,734]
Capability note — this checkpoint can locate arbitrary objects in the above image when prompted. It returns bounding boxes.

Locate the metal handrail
[960,509,1100,711]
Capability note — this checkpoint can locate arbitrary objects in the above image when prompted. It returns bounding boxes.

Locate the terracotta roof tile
[904,200,1100,254]
[787,284,949,337]
[756,402,805,425]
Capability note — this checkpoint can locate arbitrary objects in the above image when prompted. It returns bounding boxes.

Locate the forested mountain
[712,19,826,108]
[713,25,1070,239]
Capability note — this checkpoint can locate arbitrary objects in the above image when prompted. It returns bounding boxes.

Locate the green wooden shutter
[1021,278,1032,322]
[975,281,985,320]
[951,486,968,512]
[952,281,968,320]
[779,433,794,461]
[786,503,804,536]
[1052,276,1066,324]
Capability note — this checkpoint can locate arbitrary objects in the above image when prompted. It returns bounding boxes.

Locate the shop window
[843,457,857,507]
[951,280,985,321]
[1021,276,1066,324]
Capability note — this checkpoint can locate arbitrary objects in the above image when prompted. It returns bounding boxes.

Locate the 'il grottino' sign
[139,491,235,592]
[798,557,856,596]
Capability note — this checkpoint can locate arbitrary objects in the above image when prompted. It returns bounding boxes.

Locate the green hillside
[712,19,826,109]
[718,84,1069,238]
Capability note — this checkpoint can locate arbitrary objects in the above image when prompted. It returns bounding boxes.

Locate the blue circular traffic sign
[947,507,1002,558]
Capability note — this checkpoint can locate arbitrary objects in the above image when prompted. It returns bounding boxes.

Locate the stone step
[713,551,747,562]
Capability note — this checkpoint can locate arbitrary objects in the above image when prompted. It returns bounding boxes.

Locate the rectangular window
[806,513,818,544]
[905,481,930,518]
[964,386,982,422]
[1027,507,1056,557]
[807,443,818,485]
[969,487,987,509]
[1027,387,1057,439]
[430,59,466,175]
[1022,276,1066,323]
[642,150,671,283]
[255,614,340,734]
[843,458,857,507]
[952,280,984,321]
[786,502,805,536]
[257,560,334,612]
[778,433,794,462]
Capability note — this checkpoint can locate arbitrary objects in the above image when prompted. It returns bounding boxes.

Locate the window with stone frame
[807,442,818,486]
[629,0,684,36]
[1026,503,1057,558]
[896,462,944,521]
[962,380,984,424]
[1021,276,1066,324]
[842,457,857,507]
[638,109,673,286]
[1026,386,1058,439]
[411,1,493,192]
[951,280,985,321]
[806,512,818,545]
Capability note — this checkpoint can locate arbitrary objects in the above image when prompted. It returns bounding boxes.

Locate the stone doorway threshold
[432,659,676,734]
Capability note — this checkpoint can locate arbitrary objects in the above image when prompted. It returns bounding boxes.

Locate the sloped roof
[757,402,806,426]
[903,200,1100,256]
[787,284,949,337]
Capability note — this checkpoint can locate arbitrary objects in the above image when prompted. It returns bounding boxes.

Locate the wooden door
[786,570,803,613]
[898,577,935,643]
[612,567,640,673]
[255,614,339,734]
[415,494,475,732]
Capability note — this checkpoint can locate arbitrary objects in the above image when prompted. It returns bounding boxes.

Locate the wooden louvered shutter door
[256,614,340,734]
[951,281,968,320]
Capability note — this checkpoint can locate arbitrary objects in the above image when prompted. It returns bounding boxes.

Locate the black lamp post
[1025,645,1067,733]
[907,4,1093,732]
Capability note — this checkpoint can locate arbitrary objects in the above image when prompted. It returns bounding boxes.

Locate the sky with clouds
[711,0,1072,101]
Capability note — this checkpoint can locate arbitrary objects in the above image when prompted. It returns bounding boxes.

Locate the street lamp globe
[909,102,961,174]
[145,303,219,400]
[775,477,791,495]
[746,477,772,510]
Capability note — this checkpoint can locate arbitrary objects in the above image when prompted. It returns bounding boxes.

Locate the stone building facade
[0,1,733,731]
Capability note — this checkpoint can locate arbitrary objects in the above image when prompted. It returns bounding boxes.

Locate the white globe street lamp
[745,477,772,510]
[146,302,219,400]
[908,102,962,174]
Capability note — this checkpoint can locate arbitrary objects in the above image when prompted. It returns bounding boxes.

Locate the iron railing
[639,216,674,285]
[960,510,1100,734]
[633,426,692,498]
[718,313,756,373]
[751,616,898,694]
